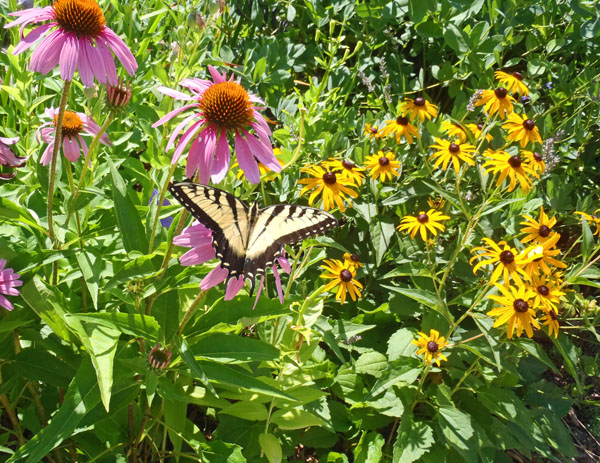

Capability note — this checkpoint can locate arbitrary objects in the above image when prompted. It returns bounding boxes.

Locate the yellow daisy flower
[474,88,516,119]
[482,149,539,193]
[298,164,358,212]
[364,151,401,182]
[427,196,446,210]
[575,209,600,235]
[320,259,363,304]
[429,138,477,174]
[520,206,558,244]
[487,283,540,339]
[234,147,284,181]
[397,209,450,241]
[522,150,546,175]
[470,238,529,287]
[465,123,494,142]
[322,158,366,186]
[494,70,529,96]
[526,273,565,312]
[412,329,449,367]
[440,120,468,143]
[363,123,381,139]
[540,308,560,338]
[400,97,439,122]
[343,252,363,271]
[381,116,419,144]
[522,233,567,276]
[502,113,543,148]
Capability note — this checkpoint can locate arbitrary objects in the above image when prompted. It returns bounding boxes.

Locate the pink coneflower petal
[278,256,291,273]
[166,113,198,152]
[0,259,22,311]
[225,276,245,300]
[190,127,215,183]
[208,65,227,83]
[63,136,80,161]
[77,135,89,157]
[101,28,137,75]
[77,41,95,87]
[200,266,228,290]
[59,33,79,81]
[235,133,260,183]
[13,23,53,54]
[252,276,265,310]
[157,86,196,101]
[40,143,54,166]
[272,265,284,303]
[95,38,118,85]
[243,130,281,173]
[0,295,14,311]
[211,132,230,184]
[173,122,203,170]
[30,29,63,74]
[153,104,198,129]
[180,78,212,95]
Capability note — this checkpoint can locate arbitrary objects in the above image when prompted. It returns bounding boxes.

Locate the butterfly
[168,182,338,295]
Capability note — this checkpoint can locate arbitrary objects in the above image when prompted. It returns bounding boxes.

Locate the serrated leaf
[437,406,477,462]
[355,352,388,377]
[393,414,434,463]
[387,328,417,361]
[355,431,385,463]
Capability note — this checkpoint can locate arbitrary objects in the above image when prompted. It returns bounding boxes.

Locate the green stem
[47,79,72,285]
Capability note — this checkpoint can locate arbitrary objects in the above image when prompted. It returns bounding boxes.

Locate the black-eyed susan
[522,150,546,175]
[400,97,438,122]
[320,259,363,304]
[234,147,284,181]
[440,120,468,143]
[527,273,565,312]
[322,158,366,186]
[502,113,543,148]
[470,238,529,287]
[482,149,538,193]
[522,233,567,276]
[465,123,494,142]
[363,123,381,139]
[364,151,401,182]
[474,88,516,119]
[427,196,446,210]
[412,329,448,367]
[487,283,540,339]
[343,252,363,271]
[540,308,560,338]
[520,206,558,244]
[397,209,450,241]
[575,209,600,236]
[381,116,419,144]
[299,164,358,212]
[429,138,477,174]
[494,70,529,96]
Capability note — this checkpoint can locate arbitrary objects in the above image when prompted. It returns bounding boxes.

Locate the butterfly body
[168,182,338,295]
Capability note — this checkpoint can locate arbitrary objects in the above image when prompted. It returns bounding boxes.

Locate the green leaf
[75,251,101,309]
[259,433,282,463]
[551,335,583,395]
[581,216,594,260]
[270,408,328,430]
[179,338,219,397]
[65,312,159,340]
[387,328,417,361]
[8,360,100,462]
[190,333,279,363]
[13,350,75,388]
[393,413,434,463]
[64,315,120,411]
[370,219,396,266]
[164,399,186,457]
[354,431,385,463]
[355,352,388,377]
[382,285,440,311]
[437,406,477,463]
[107,157,148,253]
[513,338,559,374]
[0,197,47,235]
[220,401,269,421]
[443,24,469,53]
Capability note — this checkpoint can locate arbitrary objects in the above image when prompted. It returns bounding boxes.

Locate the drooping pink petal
[224,276,245,300]
[40,142,54,166]
[0,294,14,311]
[252,276,265,310]
[200,266,228,290]
[77,135,89,157]
[277,256,291,273]
[180,78,212,96]
[81,114,111,146]
[95,38,118,85]
[166,113,197,152]
[173,121,203,167]
[157,86,196,101]
[234,133,260,184]
[272,265,285,303]
[38,126,54,144]
[77,39,96,87]
[101,27,138,76]
[30,29,64,74]
[153,103,198,129]
[0,137,19,145]
[208,65,227,83]
[59,32,79,81]
[243,130,281,173]
[62,136,81,162]
[210,131,231,184]
[13,23,53,55]
[187,127,214,182]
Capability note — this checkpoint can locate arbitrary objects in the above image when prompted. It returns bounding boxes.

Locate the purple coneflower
[0,137,27,167]
[37,107,111,166]
[4,0,137,86]
[173,221,290,305]
[0,259,23,311]
[153,66,280,184]
[148,344,172,370]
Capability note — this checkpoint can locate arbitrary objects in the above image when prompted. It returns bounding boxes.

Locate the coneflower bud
[148,344,172,370]
[106,78,132,112]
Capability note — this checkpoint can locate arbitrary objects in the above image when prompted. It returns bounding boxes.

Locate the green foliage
[1,0,599,462]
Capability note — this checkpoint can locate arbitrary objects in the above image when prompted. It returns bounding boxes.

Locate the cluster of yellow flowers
[470,206,567,339]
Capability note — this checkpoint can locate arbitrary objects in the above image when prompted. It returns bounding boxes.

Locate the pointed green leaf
[259,433,282,463]
[393,413,434,463]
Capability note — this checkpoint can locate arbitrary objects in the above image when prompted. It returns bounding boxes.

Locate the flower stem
[47,79,72,285]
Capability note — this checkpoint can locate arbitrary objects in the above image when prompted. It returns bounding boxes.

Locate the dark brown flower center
[477,123,483,130]
[533,152,543,162]
[323,172,337,185]
[494,87,508,99]
[340,269,353,282]
[448,143,460,153]
[350,254,360,263]
[379,156,390,166]
[396,116,409,126]
[538,225,550,237]
[537,285,549,296]
[548,309,558,320]
[414,97,425,106]
[200,81,254,129]
[370,127,378,134]
[427,341,438,353]
[417,213,429,224]
[523,119,535,131]
[53,0,106,37]
[512,72,523,81]
[55,110,84,137]
[508,156,522,168]
[342,159,354,170]
[499,250,514,265]
[513,299,529,313]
